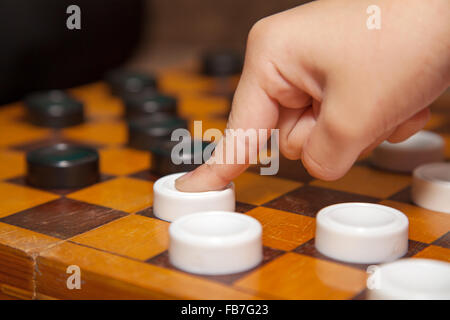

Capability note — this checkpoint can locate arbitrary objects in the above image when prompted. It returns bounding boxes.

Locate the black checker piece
[25,90,84,128]
[26,143,100,189]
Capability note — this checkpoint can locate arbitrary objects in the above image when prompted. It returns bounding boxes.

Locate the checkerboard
[0,64,449,300]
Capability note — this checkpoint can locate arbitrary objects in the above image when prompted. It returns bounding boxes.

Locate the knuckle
[321,111,366,144]
[247,17,274,48]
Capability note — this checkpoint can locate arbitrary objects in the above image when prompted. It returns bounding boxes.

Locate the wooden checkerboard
[0,65,449,300]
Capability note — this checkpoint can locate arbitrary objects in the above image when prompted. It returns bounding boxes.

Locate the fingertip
[174,170,195,192]
[174,163,234,192]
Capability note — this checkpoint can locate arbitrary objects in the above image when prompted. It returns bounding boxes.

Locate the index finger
[175,68,279,192]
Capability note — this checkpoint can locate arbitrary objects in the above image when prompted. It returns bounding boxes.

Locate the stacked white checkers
[153,172,263,275]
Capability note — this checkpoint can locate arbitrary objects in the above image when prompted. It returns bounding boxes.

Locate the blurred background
[0,0,309,105]
[1,0,448,107]
[134,0,309,67]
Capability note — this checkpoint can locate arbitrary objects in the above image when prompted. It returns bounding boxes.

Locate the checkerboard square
[414,245,450,263]
[63,121,127,146]
[311,165,411,198]
[0,123,50,148]
[234,172,302,206]
[0,103,24,124]
[128,169,160,182]
[159,71,214,94]
[235,202,257,213]
[0,149,25,180]
[71,215,169,260]
[178,95,229,119]
[250,155,313,183]
[135,206,158,219]
[435,119,450,133]
[69,82,110,100]
[67,177,154,213]
[244,207,315,251]
[381,200,450,244]
[234,252,367,299]
[424,113,448,130]
[0,198,126,239]
[81,96,123,121]
[264,185,379,217]
[433,232,449,249]
[99,147,150,176]
[0,182,59,219]
[388,186,412,203]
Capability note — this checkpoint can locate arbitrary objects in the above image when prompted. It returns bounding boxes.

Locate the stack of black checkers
[25,90,84,128]
[26,143,100,189]
[23,89,100,189]
[104,69,193,176]
[105,56,239,176]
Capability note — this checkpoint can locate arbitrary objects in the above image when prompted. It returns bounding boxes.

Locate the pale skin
[176,0,450,192]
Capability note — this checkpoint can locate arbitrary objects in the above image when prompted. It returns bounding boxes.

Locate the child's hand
[176,0,449,192]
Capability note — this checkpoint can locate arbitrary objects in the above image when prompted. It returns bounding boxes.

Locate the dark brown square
[249,154,314,183]
[388,186,413,204]
[0,198,127,239]
[235,202,257,213]
[404,239,431,257]
[432,232,450,249]
[146,246,285,285]
[135,206,158,219]
[434,120,450,134]
[128,169,160,182]
[294,239,429,271]
[264,185,379,217]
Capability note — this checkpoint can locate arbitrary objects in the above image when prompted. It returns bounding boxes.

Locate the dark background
[0,0,308,105]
